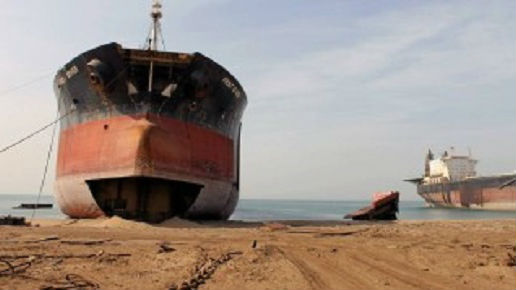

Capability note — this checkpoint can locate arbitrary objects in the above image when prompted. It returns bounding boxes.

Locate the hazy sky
[0,0,514,200]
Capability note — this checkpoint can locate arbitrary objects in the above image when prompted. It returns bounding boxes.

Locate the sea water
[0,194,514,221]
[232,199,516,221]
[0,194,65,219]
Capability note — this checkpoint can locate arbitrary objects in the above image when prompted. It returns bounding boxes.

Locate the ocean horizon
[0,194,514,221]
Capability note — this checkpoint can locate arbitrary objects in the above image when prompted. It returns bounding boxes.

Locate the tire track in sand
[274,245,366,290]
[347,251,452,290]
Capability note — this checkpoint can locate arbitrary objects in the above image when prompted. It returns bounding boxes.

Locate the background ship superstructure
[53,1,247,221]
[407,149,516,210]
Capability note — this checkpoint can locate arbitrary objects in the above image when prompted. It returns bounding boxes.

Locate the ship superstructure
[424,149,477,184]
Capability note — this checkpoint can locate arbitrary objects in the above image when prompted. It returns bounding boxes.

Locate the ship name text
[221,77,242,99]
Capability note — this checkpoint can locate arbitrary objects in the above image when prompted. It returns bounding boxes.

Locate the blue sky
[0,0,514,200]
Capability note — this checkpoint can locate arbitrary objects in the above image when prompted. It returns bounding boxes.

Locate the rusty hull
[417,175,516,210]
[53,43,246,221]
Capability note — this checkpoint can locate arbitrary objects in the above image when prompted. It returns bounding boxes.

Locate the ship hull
[417,175,516,211]
[53,43,246,221]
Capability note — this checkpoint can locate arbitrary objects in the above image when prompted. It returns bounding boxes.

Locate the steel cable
[0,72,53,98]
[0,109,73,155]
[30,109,59,222]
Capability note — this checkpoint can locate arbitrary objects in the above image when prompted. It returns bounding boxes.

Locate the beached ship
[406,149,516,211]
[53,1,247,222]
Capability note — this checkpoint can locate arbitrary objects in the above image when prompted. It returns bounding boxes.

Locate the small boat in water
[344,191,399,220]
[12,203,53,209]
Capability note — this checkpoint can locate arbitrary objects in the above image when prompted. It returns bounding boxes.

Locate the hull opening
[86,177,202,223]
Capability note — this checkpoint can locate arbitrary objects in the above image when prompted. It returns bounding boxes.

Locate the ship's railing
[122,49,193,65]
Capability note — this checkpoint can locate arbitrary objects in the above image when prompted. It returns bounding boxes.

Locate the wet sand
[0,218,514,290]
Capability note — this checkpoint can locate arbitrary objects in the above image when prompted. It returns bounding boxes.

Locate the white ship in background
[406,148,516,210]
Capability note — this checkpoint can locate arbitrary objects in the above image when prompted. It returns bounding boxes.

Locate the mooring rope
[0,72,53,98]
[0,109,73,155]
[0,108,73,222]
[30,110,60,222]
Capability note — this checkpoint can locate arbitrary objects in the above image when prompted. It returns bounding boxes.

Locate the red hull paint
[57,114,234,181]
[372,191,399,208]
[52,44,246,220]
[54,114,237,218]
[420,185,516,210]
[345,191,399,220]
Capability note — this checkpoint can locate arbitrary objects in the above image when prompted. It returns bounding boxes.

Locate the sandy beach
[0,218,514,290]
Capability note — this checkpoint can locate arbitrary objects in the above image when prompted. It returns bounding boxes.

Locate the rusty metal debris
[26,235,60,243]
[507,246,516,267]
[507,253,516,266]
[40,273,99,290]
[0,252,130,260]
[60,239,112,246]
[158,241,176,253]
[169,251,242,290]
[0,235,60,244]
[0,258,32,276]
[0,215,27,226]
[286,229,365,238]
[315,231,364,238]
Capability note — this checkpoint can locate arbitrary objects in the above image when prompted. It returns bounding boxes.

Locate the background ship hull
[53,43,246,221]
[417,175,516,210]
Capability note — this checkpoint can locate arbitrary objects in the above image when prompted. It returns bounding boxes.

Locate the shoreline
[25,217,516,227]
[2,196,516,222]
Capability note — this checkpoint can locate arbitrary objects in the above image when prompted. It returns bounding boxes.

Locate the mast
[147,0,163,92]
[149,0,163,51]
